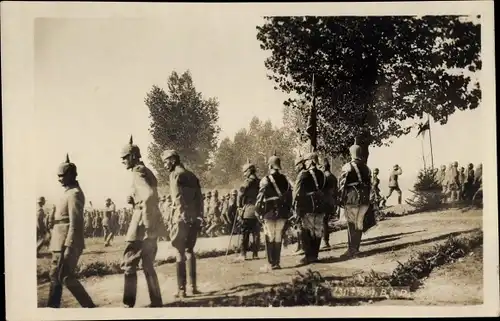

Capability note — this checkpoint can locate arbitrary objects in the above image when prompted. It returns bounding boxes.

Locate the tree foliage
[206,117,297,188]
[145,71,220,185]
[256,16,481,160]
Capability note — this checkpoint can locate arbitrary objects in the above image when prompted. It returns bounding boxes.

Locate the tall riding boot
[64,277,96,308]
[47,282,63,308]
[342,223,356,258]
[273,241,282,269]
[144,269,163,307]
[313,236,321,261]
[123,274,138,308]
[265,237,273,266]
[175,262,187,298]
[252,231,260,259]
[187,255,200,295]
[397,193,402,205]
[353,229,363,253]
[300,230,311,264]
[240,231,249,259]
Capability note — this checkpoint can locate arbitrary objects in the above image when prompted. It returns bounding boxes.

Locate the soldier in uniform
[37,196,48,255]
[293,152,328,265]
[255,154,293,270]
[292,154,306,255]
[236,160,261,261]
[447,162,461,202]
[464,163,475,201]
[227,190,238,232]
[381,164,403,207]
[103,198,116,246]
[320,157,338,249]
[338,144,372,258]
[472,163,483,202]
[120,136,163,308]
[458,166,466,201]
[162,150,203,298]
[437,164,448,195]
[46,154,96,308]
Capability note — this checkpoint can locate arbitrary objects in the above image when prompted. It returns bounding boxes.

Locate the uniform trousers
[263,218,286,267]
[47,247,95,308]
[171,221,199,293]
[121,238,162,307]
[344,204,370,254]
[240,218,260,257]
[300,213,325,261]
[386,186,402,204]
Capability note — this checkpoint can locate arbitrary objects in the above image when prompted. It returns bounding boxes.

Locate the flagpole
[421,133,427,170]
[427,113,435,169]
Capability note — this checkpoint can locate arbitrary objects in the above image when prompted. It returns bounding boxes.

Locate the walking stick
[225,209,241,259]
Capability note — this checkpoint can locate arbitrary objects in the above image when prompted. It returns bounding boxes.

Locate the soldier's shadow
[317,228,480,264]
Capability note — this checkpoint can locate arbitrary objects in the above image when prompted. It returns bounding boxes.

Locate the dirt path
[37,208,482,307]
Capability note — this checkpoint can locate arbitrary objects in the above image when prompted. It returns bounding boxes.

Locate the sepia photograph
[3,1,498,319]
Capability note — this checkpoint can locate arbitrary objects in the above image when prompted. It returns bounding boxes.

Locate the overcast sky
[35,17,486,208]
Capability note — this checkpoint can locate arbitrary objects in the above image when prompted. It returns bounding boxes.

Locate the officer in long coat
[255,154,293,271]
[120,136,163,308]
[46,154,96,308]
[338,144,372,258]
[162,149,203,299]
[293,152,328,265]
[235,160,261,261]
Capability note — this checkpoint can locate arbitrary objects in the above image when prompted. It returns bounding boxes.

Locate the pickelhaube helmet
[58,153,78,177]
[295,152,305,166]
[242,158,256,173]
[121,135,141,158]
[268,151,281,170]
[349,144,363,161]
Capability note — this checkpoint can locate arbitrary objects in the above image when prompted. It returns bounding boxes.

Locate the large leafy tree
[145,71,220,186]
[257,16,481,160]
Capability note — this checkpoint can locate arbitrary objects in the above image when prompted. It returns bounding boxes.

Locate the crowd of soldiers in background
[36,160,484,256]
[435,162,483,203]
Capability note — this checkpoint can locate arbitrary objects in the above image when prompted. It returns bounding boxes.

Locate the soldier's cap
[106,198,111,202]
[232,189,238,195]
[453,161,458,166]
[38,196,45,203]
[268,152,282,170]
[121,135,141,158]
[393,164,399,169]
[349,144,363,161]
[468,163,474,168]
[373,168,379,173]
[305,152,319,163]
[58,153,78,176]
[206,191,212,196]
[162,149,179,161]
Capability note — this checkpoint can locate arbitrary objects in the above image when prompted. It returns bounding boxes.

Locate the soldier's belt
[54,218,70,224]
[306,192,317,196]
[264,196,280,201]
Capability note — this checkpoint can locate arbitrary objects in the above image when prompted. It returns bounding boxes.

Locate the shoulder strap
[309,169,320,190]
[268,174,283,197]
[350,161,363,183]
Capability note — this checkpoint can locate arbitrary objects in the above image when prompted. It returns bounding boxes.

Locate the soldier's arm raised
[65,192,84,248]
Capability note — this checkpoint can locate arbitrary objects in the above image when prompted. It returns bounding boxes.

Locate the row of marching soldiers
[236,143,375,271]
[38,136,378,309]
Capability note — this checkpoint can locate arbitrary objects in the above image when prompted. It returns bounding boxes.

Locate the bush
[406,168,443,210]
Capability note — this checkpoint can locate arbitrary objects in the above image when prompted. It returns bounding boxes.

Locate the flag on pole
[416,120,430,137]
[305,74,317,152]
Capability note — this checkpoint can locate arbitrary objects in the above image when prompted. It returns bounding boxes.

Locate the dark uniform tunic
[238,174,261,258]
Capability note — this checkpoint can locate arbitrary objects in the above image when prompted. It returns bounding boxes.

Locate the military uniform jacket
[103,203,115,226]
[324,170,339,210]
[256,171,293,220]
[388,168,402,188]
[49,182,86,251]
[293,167,328,216]
[238,175,260,219]
[126,162,163,241]
[338,160,371,206]
[169,164,203,224]
[37,205,46,234]
[446,167,460,189]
